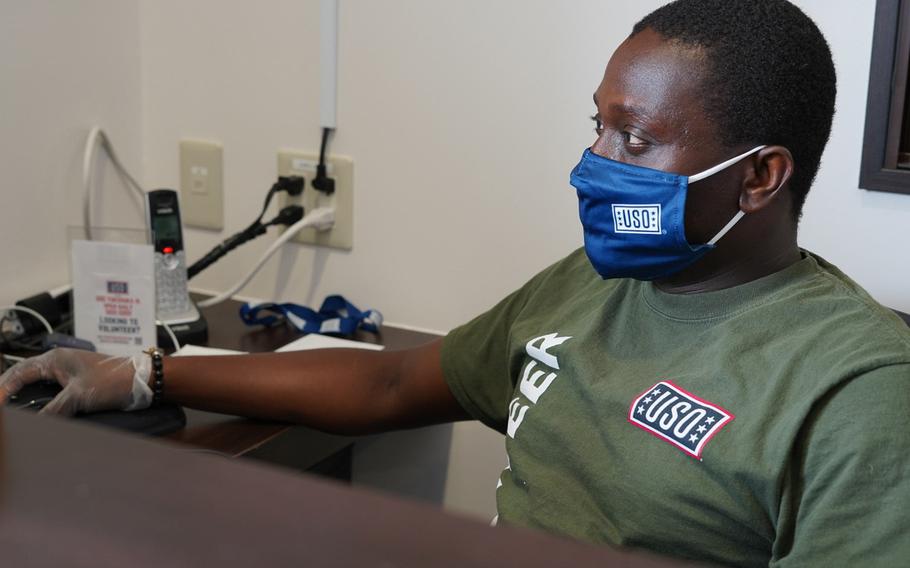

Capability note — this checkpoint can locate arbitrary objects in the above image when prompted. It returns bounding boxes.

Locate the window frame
[860,0,910,195]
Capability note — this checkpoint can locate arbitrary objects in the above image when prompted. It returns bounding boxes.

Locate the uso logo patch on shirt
[628,381,734,460]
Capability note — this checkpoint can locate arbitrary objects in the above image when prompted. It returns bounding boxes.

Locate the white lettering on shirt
[508,332,572,439]
[507,397,529,438]
[525,333,572,370]
[519,361,557,404]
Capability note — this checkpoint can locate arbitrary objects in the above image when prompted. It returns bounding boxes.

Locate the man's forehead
[596,30,711,135]
[604,32,707,94]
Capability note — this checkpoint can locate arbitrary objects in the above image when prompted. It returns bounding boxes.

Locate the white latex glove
[0,348,154,415]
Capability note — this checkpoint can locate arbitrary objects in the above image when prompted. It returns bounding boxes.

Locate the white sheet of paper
[71,240,156,357]
[276,334,385,352]
[174,345,247,357]
[175,336,382,356]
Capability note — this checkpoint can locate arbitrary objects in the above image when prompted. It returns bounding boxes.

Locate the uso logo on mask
[628,381,734,460]
[612,204,661,234]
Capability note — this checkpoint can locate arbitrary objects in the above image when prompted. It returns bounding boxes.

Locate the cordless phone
[146,189,199,324]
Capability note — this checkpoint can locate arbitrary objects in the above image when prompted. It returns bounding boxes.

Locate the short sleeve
[772,363,910,566]
[439,252,592,434]
[440,285,538,434]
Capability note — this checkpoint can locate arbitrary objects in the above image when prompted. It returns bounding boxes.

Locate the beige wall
[0,0,144,302]
[796,2,910,308]
[137,0,910,327]
[137,1,660,333]
[1,0,907,520]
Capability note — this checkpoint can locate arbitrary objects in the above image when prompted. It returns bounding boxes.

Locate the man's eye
[590,115,604,135]
[623,131,648,147]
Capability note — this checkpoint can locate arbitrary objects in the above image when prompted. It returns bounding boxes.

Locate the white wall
[2,0,905,521]
[138,1,662,332]
[0,0,144,304]
[797,1,910,313]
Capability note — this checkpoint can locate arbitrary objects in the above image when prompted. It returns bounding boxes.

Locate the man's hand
[0,348,138,415]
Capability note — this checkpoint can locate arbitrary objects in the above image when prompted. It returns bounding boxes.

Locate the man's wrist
[144,347,165,405]
[123,350,155,412]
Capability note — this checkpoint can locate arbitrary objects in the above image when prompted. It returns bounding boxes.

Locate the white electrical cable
[0,305,55,335]
[0,307,180,353]
[155,320,182,353]
[82,126,147,240]
[197,207,336,309]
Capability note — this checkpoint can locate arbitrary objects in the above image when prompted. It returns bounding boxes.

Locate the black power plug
[277,175,305,196]
[312,127,336,195]
[271,205,304,226]
[311,164,335,195]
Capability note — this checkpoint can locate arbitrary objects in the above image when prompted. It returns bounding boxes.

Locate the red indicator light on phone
[163,246,174,254]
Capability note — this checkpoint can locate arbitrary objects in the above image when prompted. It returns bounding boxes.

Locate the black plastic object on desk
[6,379,186,437]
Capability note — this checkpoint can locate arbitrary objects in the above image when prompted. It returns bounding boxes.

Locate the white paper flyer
[71,240,156,356]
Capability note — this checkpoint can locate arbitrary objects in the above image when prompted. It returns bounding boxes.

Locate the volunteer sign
[72,240,156,357]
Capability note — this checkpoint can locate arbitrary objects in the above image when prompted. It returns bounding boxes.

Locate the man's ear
[739,145,794,214]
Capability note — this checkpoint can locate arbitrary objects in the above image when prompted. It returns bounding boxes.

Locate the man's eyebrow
[592,94,653,121]
[608,102,654,121]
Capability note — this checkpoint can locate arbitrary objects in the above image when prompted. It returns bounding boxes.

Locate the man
[2,0,909,565]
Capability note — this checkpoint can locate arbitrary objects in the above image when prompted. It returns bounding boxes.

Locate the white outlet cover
[180,139,224,230]
[277,150,353,250]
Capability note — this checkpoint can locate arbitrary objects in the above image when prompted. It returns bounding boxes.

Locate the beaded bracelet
[144,347,165,405]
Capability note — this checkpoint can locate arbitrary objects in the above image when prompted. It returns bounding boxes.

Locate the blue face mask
[569,145,766,280]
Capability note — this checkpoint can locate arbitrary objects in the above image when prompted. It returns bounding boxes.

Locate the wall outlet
[277,150,353,250]
[180,139,224,230]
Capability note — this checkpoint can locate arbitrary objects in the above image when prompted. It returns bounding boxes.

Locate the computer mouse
[6,380,63,411]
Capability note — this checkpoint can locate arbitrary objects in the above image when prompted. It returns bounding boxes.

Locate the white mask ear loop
[688,145,767,183]
[690,145,766,246]
[707,210,746,246]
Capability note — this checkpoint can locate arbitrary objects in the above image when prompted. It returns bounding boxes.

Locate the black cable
[54,315,73,335]
[187,177,304,280]
[313,127,336,195]
[256,186,278,226]
[1,330,44,352]
[187,224,268,280]
[0,312,75,355]
[186,205,305,280]
[254,176,306,227]
[319,126,332,165]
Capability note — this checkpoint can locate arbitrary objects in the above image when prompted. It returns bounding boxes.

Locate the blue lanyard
[239,295,382,335]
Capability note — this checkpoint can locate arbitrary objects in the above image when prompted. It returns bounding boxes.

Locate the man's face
[590,28,745,245]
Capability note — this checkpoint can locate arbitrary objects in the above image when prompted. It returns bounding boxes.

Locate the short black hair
[632,0,836,220]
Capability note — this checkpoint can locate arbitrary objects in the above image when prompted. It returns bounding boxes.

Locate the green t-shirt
[441,248,910,566]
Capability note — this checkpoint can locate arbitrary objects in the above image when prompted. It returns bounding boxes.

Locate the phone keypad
[155,251,191,318]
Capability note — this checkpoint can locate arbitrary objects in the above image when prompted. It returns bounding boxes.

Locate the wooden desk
[0,407,686,567]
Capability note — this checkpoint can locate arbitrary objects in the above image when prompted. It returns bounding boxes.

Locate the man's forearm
[159,339,467,434]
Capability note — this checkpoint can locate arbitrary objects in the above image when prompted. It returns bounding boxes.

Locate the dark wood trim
[860,0,910,195]
[884,1,910,168]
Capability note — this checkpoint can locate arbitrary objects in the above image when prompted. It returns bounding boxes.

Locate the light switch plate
[277,150,353,250]
[180,139,224,230]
